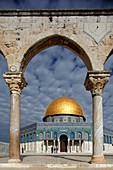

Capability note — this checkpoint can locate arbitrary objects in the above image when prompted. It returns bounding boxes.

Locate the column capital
[3,72,27,94]
[84,71,111,96]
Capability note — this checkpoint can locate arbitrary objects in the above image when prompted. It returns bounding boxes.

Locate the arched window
[108,136,110,144]
[60,117,63,122]
[76,117,80,122]
[112,137,113,144]
[77,132,82,139]
[104,135,106,143]
[46,132,51,139]
[34,132,36,141]
[84,132,89,141]
[30,133,32,141]
[68,117,71,122]
[107,136,109,143]
[63,118,67,122]
[52,117,54,122]
[70,132,75,139]
[26,134,29,142]
[55,118,59,122]
[53,132,57,139]
[110,136,112,144]
[39,132,43,140]
[23,135,26,143]
[20,135,23,143]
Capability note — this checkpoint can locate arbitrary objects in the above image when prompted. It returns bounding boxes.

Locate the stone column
[53,140,55,153]
[74,144,76,153]
[82,141,84,153]
[88,140,90,152]
[4,72,26,163]
[72,140,74,152]
[84,71,111,164]
[82,141,85,152]
[79,140,81,152]
[32,142,34,152]
[54,140,55,147]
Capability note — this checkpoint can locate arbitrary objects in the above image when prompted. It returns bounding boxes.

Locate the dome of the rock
[43,96,86,121]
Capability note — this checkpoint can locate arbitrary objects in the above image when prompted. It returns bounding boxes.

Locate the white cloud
[20,46,91,128]
[1,44,113,142]
[0,55,10,142]
[21,46,113,132]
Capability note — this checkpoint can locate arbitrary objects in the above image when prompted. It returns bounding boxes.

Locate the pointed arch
[103,49,113,66]
[20,34,92,72]
[0,49,8,70]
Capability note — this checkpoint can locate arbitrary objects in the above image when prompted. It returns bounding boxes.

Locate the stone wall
[0,9,113,72]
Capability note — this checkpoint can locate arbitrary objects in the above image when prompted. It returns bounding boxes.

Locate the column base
[89,155,107,164]
[8,159,21,163]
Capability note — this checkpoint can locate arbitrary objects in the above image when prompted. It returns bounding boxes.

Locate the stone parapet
[0,9,113,16]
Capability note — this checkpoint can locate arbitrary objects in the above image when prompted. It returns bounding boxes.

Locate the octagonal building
[20,96,113,153]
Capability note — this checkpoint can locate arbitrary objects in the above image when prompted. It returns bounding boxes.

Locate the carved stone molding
[84,23,112,43]
[3,72,26,94]
[84,71,111,96]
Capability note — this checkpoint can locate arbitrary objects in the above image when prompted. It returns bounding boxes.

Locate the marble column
[46,140,48,153]
[72,140,74,152]
[82,141,84,152]
[53,140,55,147]
[4,72,26,163]
[74,144,76,153]
[53,140,55,153]
[79,140,81,152]
[84,71,111,164]
[68,139,70,153]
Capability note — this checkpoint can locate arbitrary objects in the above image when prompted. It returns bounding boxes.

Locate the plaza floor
[0,153,113,170]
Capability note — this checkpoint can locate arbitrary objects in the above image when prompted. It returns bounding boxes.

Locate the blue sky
[0,0,113,142]
[0,0,113,9]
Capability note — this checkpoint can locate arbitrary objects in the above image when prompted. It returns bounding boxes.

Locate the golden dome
[44,96,85,121]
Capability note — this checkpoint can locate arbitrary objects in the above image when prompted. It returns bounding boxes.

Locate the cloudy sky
[0,0,113,142]
[0,0,113,8]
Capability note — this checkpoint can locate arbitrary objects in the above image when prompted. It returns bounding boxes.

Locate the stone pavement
[0,153,113,170]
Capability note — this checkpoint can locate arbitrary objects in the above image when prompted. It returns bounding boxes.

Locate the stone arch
[0,51,9,142]
[70,131,75,139]
[103,47,113,67]
[77,132,82,139]
[20,34,92,72]
[0,50,5,58]
[53,131,57,139]
[0,49,8,70]
[39,132,43,140]
[60,134,68,152]
[84,132,89,141]
[46,132,51,139]
[59,133,68,139]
